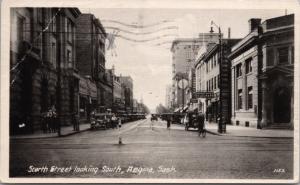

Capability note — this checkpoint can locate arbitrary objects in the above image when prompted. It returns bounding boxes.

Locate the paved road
[10,118,293,179]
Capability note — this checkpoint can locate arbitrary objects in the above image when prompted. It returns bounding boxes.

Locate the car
[184,113,198,130]
[90,113,110,130]
[151,114,158,121]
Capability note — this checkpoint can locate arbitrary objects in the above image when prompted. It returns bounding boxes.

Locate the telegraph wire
[101,19,175,28]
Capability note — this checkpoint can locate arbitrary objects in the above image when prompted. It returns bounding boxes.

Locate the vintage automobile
[184,112,198,130]
[90,113,110,130]
[150,114,158,121]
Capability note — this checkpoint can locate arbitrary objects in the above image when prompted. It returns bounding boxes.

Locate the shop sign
[193,91,214,99]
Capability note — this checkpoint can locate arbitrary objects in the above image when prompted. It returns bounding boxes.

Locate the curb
[205,129,293,139]
[11,127,91,140]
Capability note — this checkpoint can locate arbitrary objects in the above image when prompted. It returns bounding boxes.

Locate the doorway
[273,86,291,123]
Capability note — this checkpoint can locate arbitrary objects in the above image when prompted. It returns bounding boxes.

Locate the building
[199,38,240,131]
[165,85,172,109]
[120,76,134,113]
[78,75,97,121]
[75,13,108,113]
[229,14,294,129]
[170,33,220,110]
[10,8,81,134]
[112,71,125,113]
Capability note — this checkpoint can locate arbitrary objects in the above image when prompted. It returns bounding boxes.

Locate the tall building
[229,14,294,129]
[10,8,81,134]
[75,13,108,113]
[170,33,220,109]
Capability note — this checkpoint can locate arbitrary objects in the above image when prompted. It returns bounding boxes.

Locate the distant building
[165,85,172,109]
[112,70,125,113]
[120,76,134,113]
[170,33,220,110]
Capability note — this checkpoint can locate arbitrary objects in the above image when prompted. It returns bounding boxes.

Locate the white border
[1,0,299,183]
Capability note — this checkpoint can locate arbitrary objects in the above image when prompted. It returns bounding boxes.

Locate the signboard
[190,98,198,103]
[193,91,214,99]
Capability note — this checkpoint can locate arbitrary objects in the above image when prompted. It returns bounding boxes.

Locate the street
[10,118,293,179]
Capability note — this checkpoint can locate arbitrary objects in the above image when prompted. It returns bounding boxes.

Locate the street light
[211,21,226,134]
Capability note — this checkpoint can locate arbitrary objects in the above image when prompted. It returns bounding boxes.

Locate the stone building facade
[229,14,294,129]
[10,8,81,134]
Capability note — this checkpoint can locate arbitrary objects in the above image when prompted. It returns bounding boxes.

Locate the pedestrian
[167,115,171,129]
[198,113,205,133]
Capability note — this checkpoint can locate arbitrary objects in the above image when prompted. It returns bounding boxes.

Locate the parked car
[90,113,110,130]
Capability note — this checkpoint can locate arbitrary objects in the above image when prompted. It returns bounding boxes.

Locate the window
[278,47,289,64]
[238,89,243,109]
[217,74,220,88]
[207,81,208,91]
[291,46,294,64]
[214,76,217,89]
[37,8,43,25]
[247,86,253,109]
[245,58,252,74]
[236,63,242,77]
[214,55,217,66]
[51,42,56,68]
[16,15,24,42]
[67,50,72,67]
[67,19,73,43]
[51,9,57,33]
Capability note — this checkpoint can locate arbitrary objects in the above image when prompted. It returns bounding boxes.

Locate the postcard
[1,0,299,183]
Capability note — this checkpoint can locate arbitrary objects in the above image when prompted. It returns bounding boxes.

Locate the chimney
[228,27,231,39]
[248,18,261,32]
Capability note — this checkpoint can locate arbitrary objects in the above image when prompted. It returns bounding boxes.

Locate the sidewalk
[205,122,294,138]
[11,123,91,139]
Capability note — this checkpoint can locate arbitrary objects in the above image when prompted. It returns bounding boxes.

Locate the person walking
[198,113,205,137]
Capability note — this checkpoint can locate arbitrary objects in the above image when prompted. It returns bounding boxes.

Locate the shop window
[247,86,253,109]
[236,63,242,77]
[277,47,289,64]
[236,121,239,126]
[245,121,249,127]
[245,58,252,74]
[238,89,242,109]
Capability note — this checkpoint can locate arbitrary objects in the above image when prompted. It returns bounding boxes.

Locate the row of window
[206,54,218,72]
[237,86,253,110]
[236,57,253,77]
[206,75,220,91]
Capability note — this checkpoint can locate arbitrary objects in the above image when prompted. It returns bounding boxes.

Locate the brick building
[75,13,108,113]
[10,8,81,134]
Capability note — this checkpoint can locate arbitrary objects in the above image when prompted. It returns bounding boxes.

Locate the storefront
[79,76,97,121]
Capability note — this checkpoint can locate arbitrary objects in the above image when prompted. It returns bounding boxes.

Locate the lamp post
[211,21,226,133]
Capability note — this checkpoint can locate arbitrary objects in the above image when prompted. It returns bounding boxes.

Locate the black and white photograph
[1,0,299,183]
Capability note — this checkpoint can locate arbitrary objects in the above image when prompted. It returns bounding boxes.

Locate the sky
[80,8,291,111]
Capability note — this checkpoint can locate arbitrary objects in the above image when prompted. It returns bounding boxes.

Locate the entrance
[273,86,291,123]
